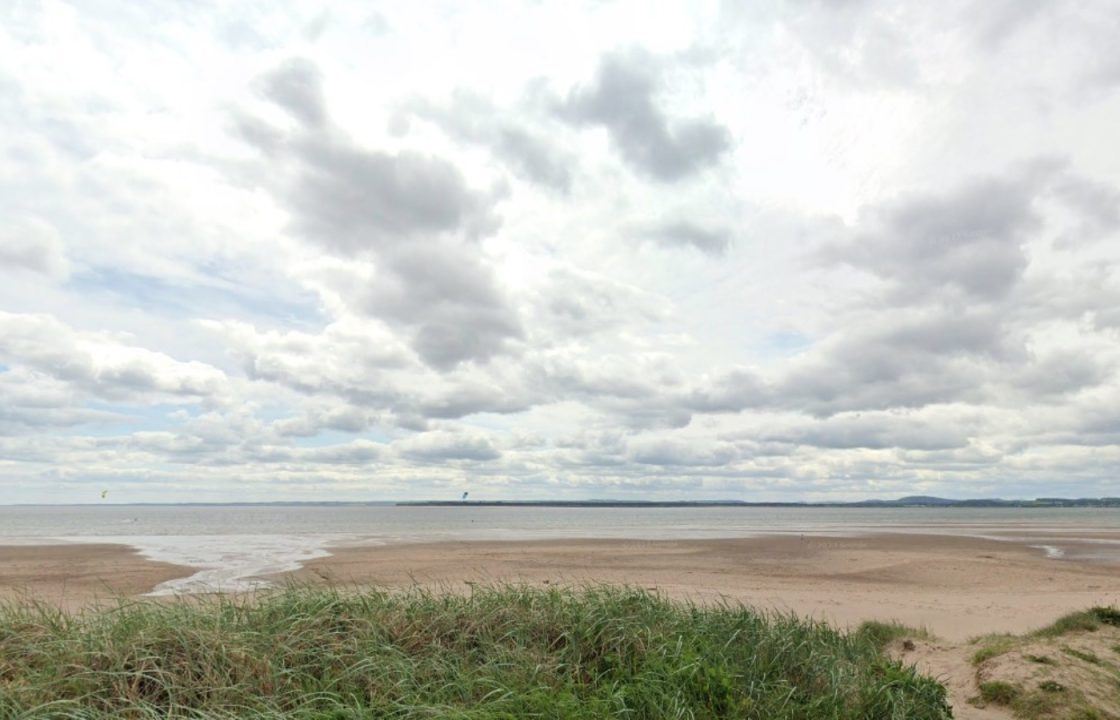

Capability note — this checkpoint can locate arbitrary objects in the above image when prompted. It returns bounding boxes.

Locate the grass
[1060,646,1101,665]
[1032,607,1120,639]
[978,680,1021,705]
[971,633,1018,665]
[854,620,932,650]
[973,681,1077,719]
[0,584,952,719]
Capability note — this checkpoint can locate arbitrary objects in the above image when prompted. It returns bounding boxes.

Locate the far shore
[2,532,1119,641]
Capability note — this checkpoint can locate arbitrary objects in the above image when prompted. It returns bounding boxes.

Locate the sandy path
[899,641,1012,720]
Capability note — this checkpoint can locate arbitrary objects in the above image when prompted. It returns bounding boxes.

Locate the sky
[2,0,1120,503]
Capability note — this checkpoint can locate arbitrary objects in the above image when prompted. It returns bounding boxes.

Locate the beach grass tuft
[854,619,932,650]
[978,680,1022,705]
[967,606,1120,720]
[0,584,952,719]
[1033,607,1120,639]
[971,633,1018,665]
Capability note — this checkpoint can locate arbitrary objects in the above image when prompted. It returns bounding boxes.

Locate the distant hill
[891,496,958,506]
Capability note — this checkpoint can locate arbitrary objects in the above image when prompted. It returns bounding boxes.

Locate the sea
[2,504,1119,595]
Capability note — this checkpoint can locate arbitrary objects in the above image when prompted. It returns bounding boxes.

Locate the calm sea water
[2,504,1119,594]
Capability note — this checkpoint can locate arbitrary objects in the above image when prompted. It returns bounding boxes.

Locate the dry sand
[284,534,1120,642]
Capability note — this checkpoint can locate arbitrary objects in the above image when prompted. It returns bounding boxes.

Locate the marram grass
[0,585,950,719]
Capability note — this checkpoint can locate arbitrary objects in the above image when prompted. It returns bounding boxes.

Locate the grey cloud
[531,267,668,338]
[553,431,627,468]
[409,94,573,192]
[300,440,383,465]
[1092,299,1120,333]
[775,0,921,88]
[521,352,696,429]
[824,171,1046,301]
[598,399,693,430]
[1051,4,1120,90]
[628,438,738,467]
[897,445,1005,469]
[763,412,972,451]
[645,220,731,255]
[365,12,390,35]
[548,373,654,402]
[1051,174,1120,244]
[1063,399,1120,446]
[685,368,768,413]
[417,382,532,419]
[396,431,501,461]
[1011,350,1111,399]
[206,319,528,421]
[303,11,330,41]
[232,112,285,155]
[122,429,385,467]
[260,58,327,128]
[494,127,573,192]
[824,162,1120,302]
[124,431,214,459]
[792,162,1120,419]
[964,0,1048,51]
[289,138,496,254]
[0,217,68,278]
[241,60,522,368]
[778,308,1015,416]
[113,412,324,468]
[272,406,379,437]
[558,52,731,181]
[361,243,523,369]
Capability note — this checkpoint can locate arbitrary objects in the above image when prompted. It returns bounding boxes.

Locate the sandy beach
[6,533,1116,719]
[283,534,1120,641]
[2,533,1118,640]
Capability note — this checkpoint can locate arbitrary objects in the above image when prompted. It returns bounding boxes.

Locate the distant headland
[400,496,1120,508]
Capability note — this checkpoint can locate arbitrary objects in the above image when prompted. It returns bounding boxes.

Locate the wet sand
[0,543,192,609]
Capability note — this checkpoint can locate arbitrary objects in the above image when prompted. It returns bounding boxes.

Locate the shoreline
[4,532,1117,640]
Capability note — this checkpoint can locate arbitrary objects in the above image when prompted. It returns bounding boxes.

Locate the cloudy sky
[2,1,1120,503]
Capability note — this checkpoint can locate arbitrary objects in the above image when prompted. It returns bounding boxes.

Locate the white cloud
[0,312,228,403]
[1,0,1119,502]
